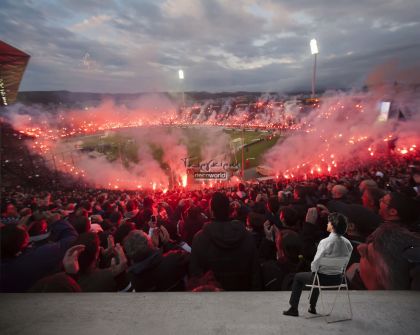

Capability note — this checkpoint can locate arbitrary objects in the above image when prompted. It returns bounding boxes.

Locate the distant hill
[15,90,316,105]
[16,91,169,105]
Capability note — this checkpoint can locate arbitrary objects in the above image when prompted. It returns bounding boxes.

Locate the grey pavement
[0,291,419,335]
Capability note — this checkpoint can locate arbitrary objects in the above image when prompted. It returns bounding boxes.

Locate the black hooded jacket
[190,220,261,291]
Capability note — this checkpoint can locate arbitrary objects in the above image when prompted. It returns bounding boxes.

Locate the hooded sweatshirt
[190,220,261,290]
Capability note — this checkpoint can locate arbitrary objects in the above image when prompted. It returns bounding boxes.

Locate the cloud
[1,0,419,93]
[70,15,113,32]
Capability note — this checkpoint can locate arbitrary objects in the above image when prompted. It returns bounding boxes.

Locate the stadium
[2,86,418,190]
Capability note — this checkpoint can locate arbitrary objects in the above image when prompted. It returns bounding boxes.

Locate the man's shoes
[308,306,317,315]
[283,307,299,317]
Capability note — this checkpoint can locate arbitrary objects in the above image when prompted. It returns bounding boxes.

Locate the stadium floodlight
[178,69,184,80]
[310,39,319,55]
[310,39,319,98]
[178,69,185,108]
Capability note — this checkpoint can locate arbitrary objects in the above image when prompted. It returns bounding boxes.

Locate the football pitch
[78,126,283,169]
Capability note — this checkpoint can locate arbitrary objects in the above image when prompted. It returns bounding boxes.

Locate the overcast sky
[1,0,419,93]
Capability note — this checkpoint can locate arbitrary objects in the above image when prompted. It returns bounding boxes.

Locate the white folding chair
[305,256,353,323]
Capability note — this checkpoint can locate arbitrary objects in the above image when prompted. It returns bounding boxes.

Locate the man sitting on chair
[283,211,353,317]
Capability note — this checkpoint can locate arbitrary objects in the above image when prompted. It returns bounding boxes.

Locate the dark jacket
[127,249,189,292]
[289,199,308,225]
[77,268,117,292]
[0,219,78,292]
[266,210,281,229]
[190,220,261,291]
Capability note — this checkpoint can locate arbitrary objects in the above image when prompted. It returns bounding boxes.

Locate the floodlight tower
[310,39,319,98]
[178,69,185,108]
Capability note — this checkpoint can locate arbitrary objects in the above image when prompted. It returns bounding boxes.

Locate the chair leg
[327,285,341,316]
[306,275,327,319]
[347,286,353,319]
[325,287,353,323]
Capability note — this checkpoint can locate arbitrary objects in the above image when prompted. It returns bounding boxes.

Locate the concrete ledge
[0,291,419,335]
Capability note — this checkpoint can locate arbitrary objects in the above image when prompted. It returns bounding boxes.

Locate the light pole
[310,39,319,98]
[241,127,245,179]
[178,69,185,108]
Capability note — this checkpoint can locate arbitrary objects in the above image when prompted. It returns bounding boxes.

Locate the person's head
[327,212,348,235]
[293,186,306,200]
[114,221,136,244]
[357,224,420,289]
[90,214,103,225]
[379,192,417,222]
[3,203,18,217]
[279,206,299,228]
[71,215,91,234]
[246,212,265,233]
[138,208,153,227]
[73,232,100,273]
[80,201,92,214]
[346,206,378,238]
[359,179,378,193]
[123,230,155,263]
[126,200,138,212]
[27,218,48,237]
[362,187,386,213]
[109,211,122,226]
[331,184,348,200]
[143,196,154,209]
[275,230,303,262]
[185,205,202,222]
[0,224,30,259]
[210,192,230,221]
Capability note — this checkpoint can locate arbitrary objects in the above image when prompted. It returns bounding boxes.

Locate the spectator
[29,245,85,293]
[190,192,261,290]
[71,215,91,234]
[289,186,309,224]
[246,211,266,248]
[0,203,19,225]
[123,230,189,291]
[0,216,78,292]
[179,205,206,246]
[359,179,378,194]
[72,232,128,292]
[261,230,307,291]
[379,192,419,232]
[362,187,386,214]
[114,221,136,245]
[266,196,281,228]
[283,212,353,317]
[347,224,420,290]
[279,206,300,232]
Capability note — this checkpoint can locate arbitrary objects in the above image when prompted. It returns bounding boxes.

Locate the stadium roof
[0,40,30,106]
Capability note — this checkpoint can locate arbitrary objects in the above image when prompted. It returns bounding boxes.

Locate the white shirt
[311,232,353,275]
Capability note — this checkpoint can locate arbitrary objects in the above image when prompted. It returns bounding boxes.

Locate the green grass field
[236,137,281,168]
[80,127,283,170]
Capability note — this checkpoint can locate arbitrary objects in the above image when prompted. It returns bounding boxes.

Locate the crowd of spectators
[1,155,420,293]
